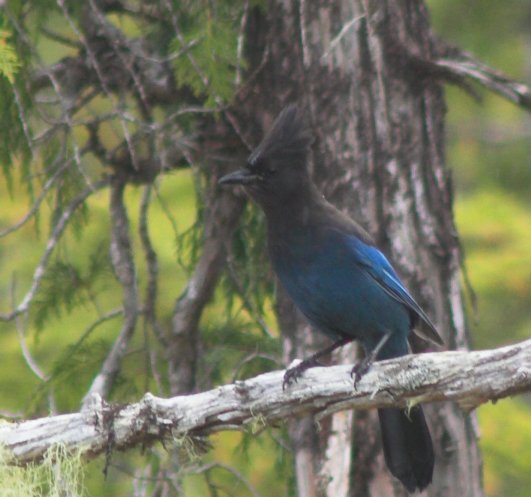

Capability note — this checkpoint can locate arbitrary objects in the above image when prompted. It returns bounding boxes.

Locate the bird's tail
[378,405,434,492]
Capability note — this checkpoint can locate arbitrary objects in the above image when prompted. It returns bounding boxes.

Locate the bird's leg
[351,330,392,388]
[283,337,353,390]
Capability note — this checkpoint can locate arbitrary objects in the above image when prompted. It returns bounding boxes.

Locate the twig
[138,185,166,346]
[434,56,531,110]
[0,178,110,321]
[235,1,249,87]
[231,351,280,383]
[161,0,209,89]
[55,0,148,177]
[10,277,52,412]
[41,27,82,49]
[321,15,365,60]
[11,84,35,158]
[47,309,123,385]
[88,0,150,110]
[192,462,265,497]
[14,307,58,414]
[0,162,70,238]
[414,42,531,111]
[8,10,89,185]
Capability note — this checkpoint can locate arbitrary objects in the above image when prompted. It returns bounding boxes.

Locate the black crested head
[218,105,315,209]
[247,104,313,170]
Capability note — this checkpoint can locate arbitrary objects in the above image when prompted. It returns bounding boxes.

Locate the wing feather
[347,237,444,346]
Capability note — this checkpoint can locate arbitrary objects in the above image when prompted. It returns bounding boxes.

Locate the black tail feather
[378,406,434,492]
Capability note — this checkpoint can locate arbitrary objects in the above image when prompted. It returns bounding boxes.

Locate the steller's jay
[219,105,443,492]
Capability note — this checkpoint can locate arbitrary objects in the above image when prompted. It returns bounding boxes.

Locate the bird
[219,104,443,492]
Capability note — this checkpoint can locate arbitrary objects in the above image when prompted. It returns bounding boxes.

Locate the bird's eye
[255,167,276,182]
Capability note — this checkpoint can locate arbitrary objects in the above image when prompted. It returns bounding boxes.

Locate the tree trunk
[237,0,483,495]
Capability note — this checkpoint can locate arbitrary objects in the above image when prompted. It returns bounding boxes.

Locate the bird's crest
[247,104,313,168]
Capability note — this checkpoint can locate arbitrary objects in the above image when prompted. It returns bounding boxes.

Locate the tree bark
[237,0,483,495]
[1,339,529,466]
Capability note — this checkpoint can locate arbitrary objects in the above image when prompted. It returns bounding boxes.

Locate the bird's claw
[282,369,298,390]
[350,357,373,389]
[282,363,306,390]
[283,358,322,390]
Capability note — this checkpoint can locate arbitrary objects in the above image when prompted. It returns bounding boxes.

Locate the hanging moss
[0,444,85,497]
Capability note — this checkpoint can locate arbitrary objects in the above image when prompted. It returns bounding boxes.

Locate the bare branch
[235,1,250,87]
[48,309,123,384]
[0,162,70,238]
[0,178,110,321]
[414,43,531,111]
[86,0,150,111]
[83,178,138,403]
[14,313,45,381]
[138,185,166,347]
[8,12,90,185]
[192,462,265,497]
[321,15,365,60]
[1,339,529,466]
[11,84,35,157]
[9,277,58,414]
[41,27,82,49]
[434,56,531,110]
[14,311,58,415]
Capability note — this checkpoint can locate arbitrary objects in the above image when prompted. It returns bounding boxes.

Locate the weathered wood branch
[1,339,529,466]
[434,54,531,110]
[417,43,531,111]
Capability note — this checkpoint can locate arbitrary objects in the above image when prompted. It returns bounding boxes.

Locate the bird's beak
[218,168,258,186]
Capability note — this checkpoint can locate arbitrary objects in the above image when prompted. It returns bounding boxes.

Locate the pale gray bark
[84,178,139,403]
[1,339,529,466]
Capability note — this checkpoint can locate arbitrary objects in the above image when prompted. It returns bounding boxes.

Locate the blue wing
[346,235,443,345]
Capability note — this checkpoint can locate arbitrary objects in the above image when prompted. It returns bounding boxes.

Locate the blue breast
[270,228,411,355]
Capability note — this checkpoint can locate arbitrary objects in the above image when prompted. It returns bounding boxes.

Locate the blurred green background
[428,1,531,496]
[0,1,530,496]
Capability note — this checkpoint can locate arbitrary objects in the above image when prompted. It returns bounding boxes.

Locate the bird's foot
[350,331,392,388]
[350,356,374,389]
[283,358,322,390]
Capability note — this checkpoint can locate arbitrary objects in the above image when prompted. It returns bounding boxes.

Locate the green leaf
[0,28,20,83]
[172,3,244,106]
